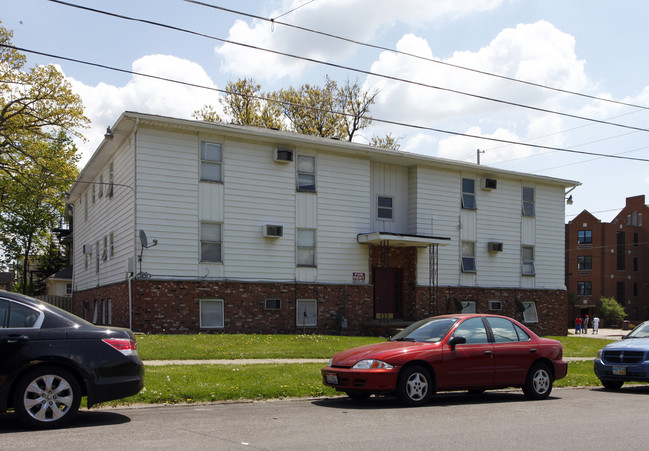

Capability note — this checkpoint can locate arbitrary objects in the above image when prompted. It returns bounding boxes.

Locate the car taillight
[103,338,138,356]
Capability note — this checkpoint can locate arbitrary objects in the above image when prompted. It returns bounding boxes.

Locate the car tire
[522,362,553,400]
[346,392,371,401]
[396,365,433,407]
[601,380,624,390]
[12,366,82,429]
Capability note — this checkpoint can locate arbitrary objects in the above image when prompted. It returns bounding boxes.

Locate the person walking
[592,315,600,335]
[575,316,582,334]
[583,315,589,334]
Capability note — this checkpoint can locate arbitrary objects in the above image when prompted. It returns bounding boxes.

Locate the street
[2,386,649,450]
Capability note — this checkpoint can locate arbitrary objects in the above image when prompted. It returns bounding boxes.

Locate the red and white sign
[353,272,365,282]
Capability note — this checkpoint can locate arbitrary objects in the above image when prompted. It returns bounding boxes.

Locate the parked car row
[3,290,648,428]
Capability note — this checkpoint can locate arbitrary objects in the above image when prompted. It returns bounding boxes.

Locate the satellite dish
[139,229,148,248]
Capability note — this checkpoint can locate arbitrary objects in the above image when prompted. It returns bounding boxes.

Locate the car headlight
[596,349,602,359]
[352,359,394,369]
[328,358,334,367]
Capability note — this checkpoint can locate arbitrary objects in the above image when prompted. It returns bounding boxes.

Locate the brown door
[373,268,402,319]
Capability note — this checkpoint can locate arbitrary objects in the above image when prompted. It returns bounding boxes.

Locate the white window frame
[108,161,114,198]
[377,195,394,221]
[297,228,316,267]
[200,141,223,182]
[65,283,72,296]
[200,222,222,263]
[521,301,538,323]
[296,299,317,327]
[461,178,477,210]
[461,241,476,273]
[522,245,535,276]
[522,186,535,216]
[200,298,224,328]
[297,155,316,192]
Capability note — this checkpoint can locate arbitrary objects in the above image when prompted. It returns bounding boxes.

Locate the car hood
[603,337,649,351]
[331,341,437,367]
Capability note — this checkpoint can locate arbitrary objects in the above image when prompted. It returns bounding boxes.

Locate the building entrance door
[373,267,402,319]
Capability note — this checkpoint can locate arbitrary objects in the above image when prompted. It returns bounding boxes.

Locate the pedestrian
[592,315,600,335]
[583,315,589,334]
[575,316,582,334]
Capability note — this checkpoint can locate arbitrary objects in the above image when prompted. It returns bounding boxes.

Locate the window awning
[357,232,451,247]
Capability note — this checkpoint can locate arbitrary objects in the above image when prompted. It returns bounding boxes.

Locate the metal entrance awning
[357,232,451,247]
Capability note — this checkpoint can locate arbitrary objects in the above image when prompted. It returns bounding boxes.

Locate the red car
[322,314,567,406]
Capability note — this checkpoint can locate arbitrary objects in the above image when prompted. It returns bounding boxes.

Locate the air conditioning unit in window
[487,241,503,252]
[82,244,93,254]
[263,224,283,238]
[481,177,497,190]
[273,148,293,163]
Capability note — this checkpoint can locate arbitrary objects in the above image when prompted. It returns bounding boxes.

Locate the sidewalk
[567,327,627,340]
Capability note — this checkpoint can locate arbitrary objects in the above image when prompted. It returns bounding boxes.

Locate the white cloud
[214,0,504,82]
[436,126,531,164]
[67,55,221,165]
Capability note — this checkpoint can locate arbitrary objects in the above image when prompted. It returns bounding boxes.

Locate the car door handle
[484,350,493,355]
[529,348,537,353]
[0,335,29,344]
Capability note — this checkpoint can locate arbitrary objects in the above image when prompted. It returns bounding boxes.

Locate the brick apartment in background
[566,195,649,324]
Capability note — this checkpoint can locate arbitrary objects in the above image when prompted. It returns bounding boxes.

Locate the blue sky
[4,0,649,221]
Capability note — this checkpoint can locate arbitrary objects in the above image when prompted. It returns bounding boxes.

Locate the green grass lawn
[95,334,625,407]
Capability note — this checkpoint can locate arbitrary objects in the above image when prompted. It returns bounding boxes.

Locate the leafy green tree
[598,296,626,327]
[0,132,79,294]
[193,78,282,129]
[370,133,401,150]
[1,23,88,181]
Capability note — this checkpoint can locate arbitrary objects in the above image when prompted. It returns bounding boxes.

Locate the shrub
[598,296,626,327]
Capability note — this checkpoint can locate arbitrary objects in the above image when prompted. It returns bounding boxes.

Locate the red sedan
[322,314,567,406]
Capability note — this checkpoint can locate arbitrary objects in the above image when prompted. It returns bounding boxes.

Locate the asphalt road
[2,386,649,450]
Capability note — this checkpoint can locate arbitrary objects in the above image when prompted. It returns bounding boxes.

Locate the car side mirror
[448,336,466,350]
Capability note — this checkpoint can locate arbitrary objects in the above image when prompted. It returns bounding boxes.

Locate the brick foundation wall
[73,279,567,336]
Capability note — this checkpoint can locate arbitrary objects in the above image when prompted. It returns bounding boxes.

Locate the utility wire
[5,42,649,163]
[184,0,649,113]
[46,0,649,134]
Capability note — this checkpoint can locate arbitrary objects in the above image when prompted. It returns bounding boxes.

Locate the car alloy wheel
[523,363,553,400]
[13,366,81,428]
[397,365,433,407]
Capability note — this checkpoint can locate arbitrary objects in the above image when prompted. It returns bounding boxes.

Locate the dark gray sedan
[0,291,144,428]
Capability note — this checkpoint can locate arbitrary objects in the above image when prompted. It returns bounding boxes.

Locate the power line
[6,42,649,163]
[185,0,649,113]
[46,0,649,134]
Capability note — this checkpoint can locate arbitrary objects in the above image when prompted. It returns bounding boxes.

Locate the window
[461,178,476,209]
[296,299,317,327]
[577,255,592,270]
[102,236,108,261]
[92,184,95,204]
[617,232,625,271]
[522,246,535,276]
[84,194,88,222]
[451,317,488,344]
[485,317,519,343]
[98,174,104,197]
[297,155,316,191]
[617,282,625,303]
[65,283,72,296]
[200,299,224,328]
[108,161,114,198]
[521,301,538,323]
[200,222,222,262]
[634,257,638,272]
[297,229,316,267]
[461,241,476,273]
[634,282,638,297]
[377,196,393,220]
[0,300,42,328]
[577,281,592,296]
[522,187,535,216]
[634,232,639,247]
[110,232,114,258]
[95,240,100,273]
[578,230,592,244]
[488,300,502,311]
[200,142,222,182]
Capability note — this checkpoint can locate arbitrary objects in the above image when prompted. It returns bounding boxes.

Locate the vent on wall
[487,241,503,252]
[481,178,497,190]
[273,148,293,163]
[265,298,282,310]
[263,224,283,238]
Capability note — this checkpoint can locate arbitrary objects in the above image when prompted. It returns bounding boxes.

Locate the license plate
[612,366,627,376]
[325,373,339,384]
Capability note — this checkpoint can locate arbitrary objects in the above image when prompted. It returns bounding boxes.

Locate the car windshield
[389,317,458,343]
[626,322,649,339]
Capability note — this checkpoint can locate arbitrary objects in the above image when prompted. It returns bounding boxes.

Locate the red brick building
[566,195,649,324]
